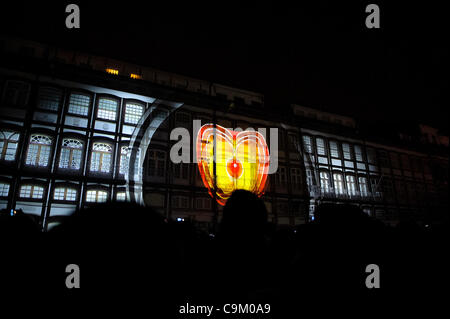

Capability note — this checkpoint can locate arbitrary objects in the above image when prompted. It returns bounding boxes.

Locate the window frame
[89,139,115,175]
[57,135,85,172]
[1,79,31,107]
[36,85,63,113]
[18,181,46,201]
[52,183,79,203]
[96,95,120,122]
[66,90,92,118]
[24,131,54,169]
[123,99,145,125]
[85,186,110,204]
[0,178,11,198]
[0,129,20,162]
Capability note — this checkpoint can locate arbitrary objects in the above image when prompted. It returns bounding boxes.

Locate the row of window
[172,196,212,210]
[302,135,430,172]
[318,172,369,196]
[0,182,123,203]
[1,82,146,125]
[0,181,214,210]
[0,130,140,175]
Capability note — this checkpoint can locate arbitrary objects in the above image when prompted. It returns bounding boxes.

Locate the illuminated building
[0,36,448,231]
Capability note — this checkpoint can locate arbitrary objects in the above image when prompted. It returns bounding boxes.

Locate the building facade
[0,36,448,231]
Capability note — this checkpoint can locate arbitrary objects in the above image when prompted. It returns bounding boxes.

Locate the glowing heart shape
[196,124,270,205]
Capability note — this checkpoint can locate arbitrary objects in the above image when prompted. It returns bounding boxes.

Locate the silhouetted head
[219,190,267,240]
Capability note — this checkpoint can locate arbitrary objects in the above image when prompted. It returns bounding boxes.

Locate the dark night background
[1,1,448,132]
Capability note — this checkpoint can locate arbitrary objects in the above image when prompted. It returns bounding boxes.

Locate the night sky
[1,1,448,132]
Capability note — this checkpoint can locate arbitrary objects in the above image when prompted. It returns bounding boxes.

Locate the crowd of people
[0,190,447,316]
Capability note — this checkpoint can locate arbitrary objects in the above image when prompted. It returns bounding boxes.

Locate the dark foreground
[1,190,448,317]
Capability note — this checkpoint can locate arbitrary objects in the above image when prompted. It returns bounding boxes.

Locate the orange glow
[106,68,119,75]
[130,73,142,79]
[197,124,270,205]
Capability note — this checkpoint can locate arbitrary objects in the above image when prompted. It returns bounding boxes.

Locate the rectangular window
[116,192,126,201]
[316,138,326,156]
[320,171,330,193]
[377,150,389,167]
[382,179,394,198]
[68,93,90,116]
[333,173,345,194]
[302,136,312,153]
[329,141,340,158]
[346,175,357,196]
[366,148,377,164]
[148,150,166,178]
[124,102,144,124]
[288,134,298,151]
[389,152,400,168]
[400,154,410,170]
[358,176,368,196]
[3,81,30,106]
[97,98,118,121]
[20,185,44,199]
[276,167,287,186]
[38,87,62,111]
[370,177,379,195]
[342,143,352,160]
[354,145,364,162]
[172,196,189,209]
[86,190,108,202]
[0,182,10,197]
[54,187,77,201]
[290,168,302,189]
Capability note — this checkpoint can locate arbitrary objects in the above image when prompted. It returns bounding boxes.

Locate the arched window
[25,134,53,167]
[346,175,357,196]
[119,146,141,175]
[53,187,77,201]
[333,173,345,194]
[86,189,108,203]
[0,182,10,197]
[90,142,113,173]
[97,98,118,121]
[124,102,144,124]
[59,138,83,170]
[320,171,330,193]
[19,184,44,199]
[0,130,20,161]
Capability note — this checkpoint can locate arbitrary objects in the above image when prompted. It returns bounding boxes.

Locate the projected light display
[196,124,270,205]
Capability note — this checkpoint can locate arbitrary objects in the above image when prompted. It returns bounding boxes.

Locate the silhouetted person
[211,190,273,301]
[44,202,180,315]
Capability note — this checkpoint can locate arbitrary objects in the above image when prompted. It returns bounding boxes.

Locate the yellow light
[106,68,119,75]
[130,73,142,79]
[197,124,270,205]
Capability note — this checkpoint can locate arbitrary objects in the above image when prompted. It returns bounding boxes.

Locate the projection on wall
[196,124,270,205]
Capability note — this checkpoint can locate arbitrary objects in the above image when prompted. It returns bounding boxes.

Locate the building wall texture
[0,37,448,231]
